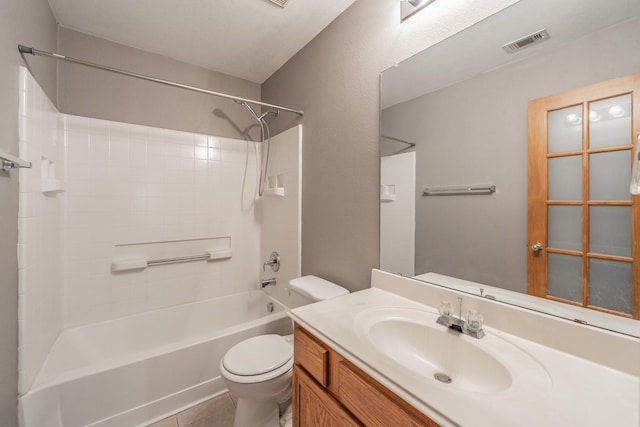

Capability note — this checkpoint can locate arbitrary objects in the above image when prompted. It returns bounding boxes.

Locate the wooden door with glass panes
[528,73,639,320]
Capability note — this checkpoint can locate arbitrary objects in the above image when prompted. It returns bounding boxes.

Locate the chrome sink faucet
[436,297,485,339]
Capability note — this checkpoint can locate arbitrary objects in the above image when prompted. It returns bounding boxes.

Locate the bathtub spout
[261,278,276,288]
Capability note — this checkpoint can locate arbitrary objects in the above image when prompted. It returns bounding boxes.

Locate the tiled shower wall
[260,126,304,307]
[18,68,64,394]
[61,115,262,327]
[18,68,301,393]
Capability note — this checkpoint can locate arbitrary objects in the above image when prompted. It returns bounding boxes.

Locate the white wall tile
[260,126,303,307]
[17,68,63,394]
[57,115,277,327]
[17,68,302,395]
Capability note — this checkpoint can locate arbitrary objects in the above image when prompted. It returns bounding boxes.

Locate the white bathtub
[19,291,292,427]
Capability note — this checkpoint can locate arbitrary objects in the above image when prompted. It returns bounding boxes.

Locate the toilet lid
[223,334,292,376]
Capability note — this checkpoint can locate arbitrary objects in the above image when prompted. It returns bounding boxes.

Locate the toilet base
[233,398,280,427]
[279,399,292,427]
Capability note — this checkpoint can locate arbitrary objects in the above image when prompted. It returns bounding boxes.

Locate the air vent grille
[268,0,288,7]
[502,29,550,54]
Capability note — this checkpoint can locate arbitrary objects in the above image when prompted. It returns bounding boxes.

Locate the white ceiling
[47,0,355,83]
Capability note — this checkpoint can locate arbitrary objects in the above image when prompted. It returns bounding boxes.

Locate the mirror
[380,0,640,337]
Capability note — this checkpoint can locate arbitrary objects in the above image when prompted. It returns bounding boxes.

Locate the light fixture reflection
[564,104,629,127]
[565,113,581,125]
[608,105,625,118]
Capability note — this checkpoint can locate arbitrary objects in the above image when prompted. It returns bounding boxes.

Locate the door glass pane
[590,206,631,257]
[548,206,582,251]
[548,105,582,153]
[548,253,582,302]
[590,150,632,201]
[589,94,631,149]
[589,258,632,314]
[548,156,582,200]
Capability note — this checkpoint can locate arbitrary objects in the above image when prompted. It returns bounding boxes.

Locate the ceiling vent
[502,29,550,54]
[268,0,288,7]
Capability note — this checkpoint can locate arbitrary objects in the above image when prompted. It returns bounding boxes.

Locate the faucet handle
[263,251,280,272]
[466,310,483,331]
[438,301,452,317]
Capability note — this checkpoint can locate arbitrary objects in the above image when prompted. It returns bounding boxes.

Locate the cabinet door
[294,324,329,386]
[338,361,439,427]
[293,366,362,427]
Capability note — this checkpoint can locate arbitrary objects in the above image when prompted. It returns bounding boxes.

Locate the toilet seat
[221,334,293,384]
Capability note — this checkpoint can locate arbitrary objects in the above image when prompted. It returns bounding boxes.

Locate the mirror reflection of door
[528,73,639,319]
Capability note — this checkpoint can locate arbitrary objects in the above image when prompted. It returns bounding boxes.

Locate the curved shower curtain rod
[18,44,304,116]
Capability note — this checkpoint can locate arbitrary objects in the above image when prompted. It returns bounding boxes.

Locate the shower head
[259,110,279,120]
[239,101,261,122]
[212,108,226,118]
[237,99,274,198]
[238,100,278,122]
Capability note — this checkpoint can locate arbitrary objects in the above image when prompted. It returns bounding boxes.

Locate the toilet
[220,276,349,427]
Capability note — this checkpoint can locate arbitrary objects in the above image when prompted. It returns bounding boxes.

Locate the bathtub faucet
[263,252,280,272]
[261,278,276,288]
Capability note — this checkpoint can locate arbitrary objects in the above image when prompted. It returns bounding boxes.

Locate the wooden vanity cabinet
[293,324,440,427]
[293,367,362,427]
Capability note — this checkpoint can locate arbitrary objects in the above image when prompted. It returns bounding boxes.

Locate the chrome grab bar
[147,253,212,266]
[422,185,495,196]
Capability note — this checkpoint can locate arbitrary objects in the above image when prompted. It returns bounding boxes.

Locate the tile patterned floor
[147,393,236,427]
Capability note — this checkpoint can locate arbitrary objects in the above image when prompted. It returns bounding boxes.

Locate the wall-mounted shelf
[111,237,232,272]
[42,179,66,194]
[264,187,285,197]
[0,150,31,171]
[111,248,233,272]
[265,173,285,197]
[380,184,396,202]
[41,158,65,194]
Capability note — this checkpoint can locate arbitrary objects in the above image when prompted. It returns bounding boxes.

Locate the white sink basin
[354,307,552,395]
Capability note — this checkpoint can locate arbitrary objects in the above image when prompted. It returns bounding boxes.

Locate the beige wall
[0,1,521,423]
[58,28,261,139]
[262,0,520,291]
[0,0,58,424]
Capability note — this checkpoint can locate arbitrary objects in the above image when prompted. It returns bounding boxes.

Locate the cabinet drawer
[338,361,438,427]
[294,325,329,386]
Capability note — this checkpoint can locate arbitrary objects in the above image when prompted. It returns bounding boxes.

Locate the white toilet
[220,276,349,427]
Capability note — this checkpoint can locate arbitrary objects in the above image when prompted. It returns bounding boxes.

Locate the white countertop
[413,272,640,338]
[289,286,640,427]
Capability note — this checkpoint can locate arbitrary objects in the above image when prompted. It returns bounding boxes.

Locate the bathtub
[19,291,292,427]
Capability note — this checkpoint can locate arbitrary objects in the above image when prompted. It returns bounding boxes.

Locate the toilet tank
[289,276,349,302]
